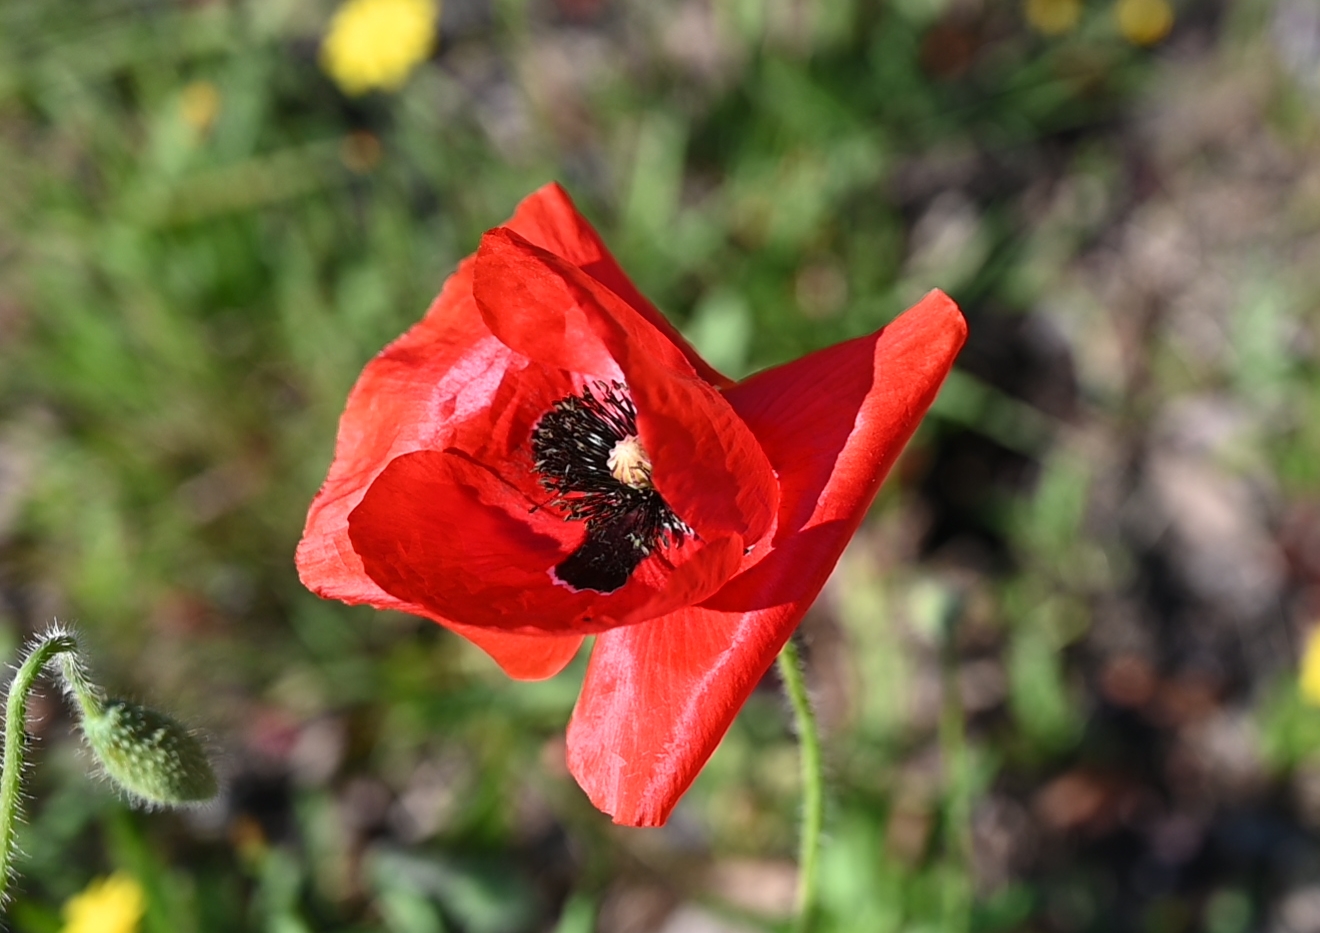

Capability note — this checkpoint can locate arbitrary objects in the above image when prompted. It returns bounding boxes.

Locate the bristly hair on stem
[778,635,824,933]
[0,623,218,904]
[0,624,81,903]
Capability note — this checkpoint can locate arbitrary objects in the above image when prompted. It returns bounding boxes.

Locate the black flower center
[531,381,691,593]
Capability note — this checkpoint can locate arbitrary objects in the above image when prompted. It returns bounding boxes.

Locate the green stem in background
[778,636,824,933]
[0,630,79,902]
[937,592,973,933]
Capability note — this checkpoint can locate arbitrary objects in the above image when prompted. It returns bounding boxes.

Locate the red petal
[444,626,584,681]
[472,229,778,546]
[348,449,748,634]
[294,260,581,679]
[566,291,967,825]
[471,227,690,378]
[504,183,732,389]
[295,258,498,609]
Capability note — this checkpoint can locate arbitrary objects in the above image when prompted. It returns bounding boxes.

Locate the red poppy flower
[296,182,966,827]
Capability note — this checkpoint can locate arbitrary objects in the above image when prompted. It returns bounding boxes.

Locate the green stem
[58,650,104,721]
[0,631,79,902]
[778,637,824,933]
[938,594,972,933]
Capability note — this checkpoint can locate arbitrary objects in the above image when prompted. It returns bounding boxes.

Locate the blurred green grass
[3,0,1320,931]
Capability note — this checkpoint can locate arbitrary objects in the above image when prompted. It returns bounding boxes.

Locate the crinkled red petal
[294,259,583,680]
[348,449,747,634]
[296,258,487,612]
[566,290,967,825]
[504,183,732,389]
[472,229,778,547]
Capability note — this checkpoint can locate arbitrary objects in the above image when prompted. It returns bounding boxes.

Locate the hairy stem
[0,631,79,902]
[938,590,972,933]
[778,636,824,933]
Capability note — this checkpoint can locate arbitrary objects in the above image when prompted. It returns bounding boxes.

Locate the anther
[530,381,690,593]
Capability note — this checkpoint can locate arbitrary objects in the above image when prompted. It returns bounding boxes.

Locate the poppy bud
[0,628,219,904]
[57,651,217,807]
[78,698,217,807]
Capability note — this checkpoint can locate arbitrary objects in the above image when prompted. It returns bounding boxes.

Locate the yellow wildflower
[60,872,146,933]
[320,0,439,96]
[1302,626,1320,706]
[1116,0,1173,45]
[179,80,222,134]
[1025,0,1083,35]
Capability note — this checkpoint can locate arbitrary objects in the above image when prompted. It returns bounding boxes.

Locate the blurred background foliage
[2,0,1320,930]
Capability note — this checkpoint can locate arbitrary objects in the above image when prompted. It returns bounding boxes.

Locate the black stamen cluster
[531,381,691,593]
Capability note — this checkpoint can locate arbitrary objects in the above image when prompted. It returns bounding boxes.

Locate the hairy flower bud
[80,699,217,807]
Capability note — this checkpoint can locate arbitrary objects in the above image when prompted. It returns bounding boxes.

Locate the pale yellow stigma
[608,435,652,489]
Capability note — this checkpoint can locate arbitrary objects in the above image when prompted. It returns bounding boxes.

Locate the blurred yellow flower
[320,0,439,96]
[180,80,222,134]
[61,873,146,933]
[1116,0,1173,45]
[1302,626,1320,706]
[1025,0,1083,35]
